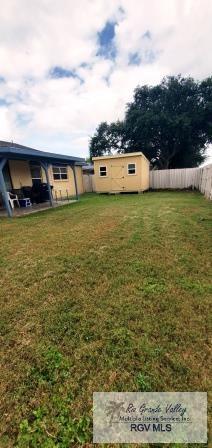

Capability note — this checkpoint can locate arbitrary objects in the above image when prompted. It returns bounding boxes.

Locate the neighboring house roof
[0,140,85,165]
[92,151,150,163]
[82,164,93,170]
[82,164,94,173]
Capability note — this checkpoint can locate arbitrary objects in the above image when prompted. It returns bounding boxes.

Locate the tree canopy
[89,75,212,168]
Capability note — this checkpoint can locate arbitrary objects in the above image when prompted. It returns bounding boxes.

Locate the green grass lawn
[0,191,211,447]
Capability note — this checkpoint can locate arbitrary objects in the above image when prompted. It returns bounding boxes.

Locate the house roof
[92,151,150,163]
[0,141,85,165]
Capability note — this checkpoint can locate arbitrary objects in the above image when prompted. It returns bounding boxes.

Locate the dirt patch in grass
[0,192,211,447]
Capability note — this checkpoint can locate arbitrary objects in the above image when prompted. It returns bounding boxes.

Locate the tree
[89,75,212,168]
[89,120,128,159]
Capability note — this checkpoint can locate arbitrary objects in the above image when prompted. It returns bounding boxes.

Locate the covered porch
[0,199,77,217]
[0,141,84,217]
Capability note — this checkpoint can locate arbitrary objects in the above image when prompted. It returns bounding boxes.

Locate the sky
[0,0,212,162]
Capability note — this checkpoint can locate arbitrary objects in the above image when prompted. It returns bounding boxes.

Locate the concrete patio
[0,199,77,217]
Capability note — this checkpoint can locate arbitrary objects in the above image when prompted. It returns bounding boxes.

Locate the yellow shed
[92,152,150,193]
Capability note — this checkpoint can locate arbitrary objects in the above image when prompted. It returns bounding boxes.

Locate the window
[99,166,107,177]
[52,166,68,180]
[128,163,136,175]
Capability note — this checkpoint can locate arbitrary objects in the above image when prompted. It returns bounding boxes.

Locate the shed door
[111,165,124,191]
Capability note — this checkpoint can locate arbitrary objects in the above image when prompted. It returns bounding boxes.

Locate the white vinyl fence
[150,165,212,200]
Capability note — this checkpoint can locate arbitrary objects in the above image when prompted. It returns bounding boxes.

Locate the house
[0,141,85,217]
[92,152,150,193]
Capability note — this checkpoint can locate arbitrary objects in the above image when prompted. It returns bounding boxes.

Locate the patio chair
[7,192,20,209]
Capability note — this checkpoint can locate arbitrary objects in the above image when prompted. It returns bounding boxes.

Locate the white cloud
[0,108,14,138]
[0,0,211,160]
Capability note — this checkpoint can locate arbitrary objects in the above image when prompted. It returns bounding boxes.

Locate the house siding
[49,165,84,198]
[9,160,32,188]
[8,160,84,197]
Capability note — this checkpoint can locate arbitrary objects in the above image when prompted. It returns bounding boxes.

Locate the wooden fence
[150,165,212,200]
[83,174,94,192]
[150,168,199,189]
[83,165,212,199]
[197,164,212,199]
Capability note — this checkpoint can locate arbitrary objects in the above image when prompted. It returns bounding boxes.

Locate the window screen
[128,163,136,174]
[52,166,68,180]
[99,166,107,177]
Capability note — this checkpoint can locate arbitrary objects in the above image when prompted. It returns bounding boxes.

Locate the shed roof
[0,140,85,165]
[92,151,149,163]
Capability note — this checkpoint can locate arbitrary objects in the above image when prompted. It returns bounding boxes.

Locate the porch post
[0,158,13,217]
[70,164,79,200]
[40,161,54,207]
